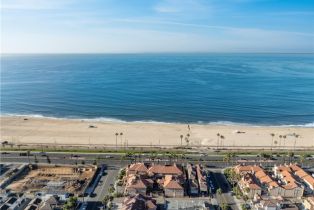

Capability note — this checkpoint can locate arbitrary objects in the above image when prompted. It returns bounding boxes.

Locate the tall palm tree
[185,137,189,146]
[283,135,287,149]
[223,153,231,166]
[220,135,225,149]
[115,133,119,150]
[300,154,306,167]
[230,152,236,165]
[120,132,123,147]
[270,133,275,151]
[293,133,299,153]
[180,135,184,146]
[216,133,220,150]
[274,140,278,150]
[279,135,283,149]
[27,150,31,164]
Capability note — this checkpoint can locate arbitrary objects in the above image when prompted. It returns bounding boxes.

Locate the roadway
[210,168,242,210]
[1,151,314,169]
[82,169,119,210]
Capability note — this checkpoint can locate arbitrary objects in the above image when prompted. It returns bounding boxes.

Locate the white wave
[1,113,313,127]
[276,122,314,128]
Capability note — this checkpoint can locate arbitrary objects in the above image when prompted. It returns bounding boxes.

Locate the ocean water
[1,53,314,126]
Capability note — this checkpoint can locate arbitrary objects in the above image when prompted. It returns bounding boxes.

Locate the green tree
[180,134,183,146]
[270,133,275,151]
[115,132,119,150]
[221,203,229,210]
[63,197,77,210]
[283,135,287,149]
[293,133,299,153]
[288,151,294,163]
[103,195,110,207]
[120,132,123,147]
[46,156,51,164]
[300,154,306,166]
[223,153,231,166]
[241,204,249,210]
[279,135,283,148]
[220,135,225,148]
[27,150,31,164]
[217,188,222,195]
[93,159,98,166]
[217,133,221,149]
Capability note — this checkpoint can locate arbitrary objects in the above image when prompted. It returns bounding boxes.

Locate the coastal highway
[1,151,314,168]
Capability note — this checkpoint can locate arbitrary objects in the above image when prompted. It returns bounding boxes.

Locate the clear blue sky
[1,0,314,53]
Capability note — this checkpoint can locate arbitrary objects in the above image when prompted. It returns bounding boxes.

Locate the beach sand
[1,116,313,149]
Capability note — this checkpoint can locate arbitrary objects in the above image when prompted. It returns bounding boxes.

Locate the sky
[1,0,314,53]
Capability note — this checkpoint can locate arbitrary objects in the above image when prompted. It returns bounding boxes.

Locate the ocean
[1,53,314,126]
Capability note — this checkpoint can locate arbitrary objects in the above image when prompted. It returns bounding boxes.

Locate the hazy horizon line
[1,52,314,55]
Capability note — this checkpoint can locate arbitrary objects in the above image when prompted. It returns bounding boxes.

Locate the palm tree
[300,154,306,167]
[223,153,231,166]
[230,152,236,165]
[270,133,275,151]
[115,133,119,150]
[293,133,299,153]
[185,137,189,146]
[220,135,225,149]
[27,150,31,164]
[283,135,287,149]
[216,133,221,150]
[279,135,283,149]
[120,132,123,147]
[180,135,184,146]
[274,140,278,150]
[288,151,294,164]
[181,153,186,164]
[46,156,51,164]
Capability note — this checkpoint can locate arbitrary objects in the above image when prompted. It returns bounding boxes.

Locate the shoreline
[1,116,314,149]
[1,114,314,128]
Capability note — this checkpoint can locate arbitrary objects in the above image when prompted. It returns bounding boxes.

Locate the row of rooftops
[0,192,61,210]
[125,163,185,192]
[235,164,314,192]
[125,163,208,195]
[274,164,314,190]
[121,194,157,210]
[125,174,186,191]
[127,163,183,176]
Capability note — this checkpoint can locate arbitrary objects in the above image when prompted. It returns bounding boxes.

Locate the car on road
[78,202,88,210]
[1,152,10,155]
[39,152,47,157]
[105,155,113,159]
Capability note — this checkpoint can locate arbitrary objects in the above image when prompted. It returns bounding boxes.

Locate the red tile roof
[303,175,314,188]
[128,163,148,173]
[163,175,183,189]
[122,194,156,210]
[148,164,182,175]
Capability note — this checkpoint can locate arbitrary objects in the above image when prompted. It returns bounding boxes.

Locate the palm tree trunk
[115,136,118,150]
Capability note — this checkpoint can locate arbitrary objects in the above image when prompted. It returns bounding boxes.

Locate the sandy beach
[1,116,313,149]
